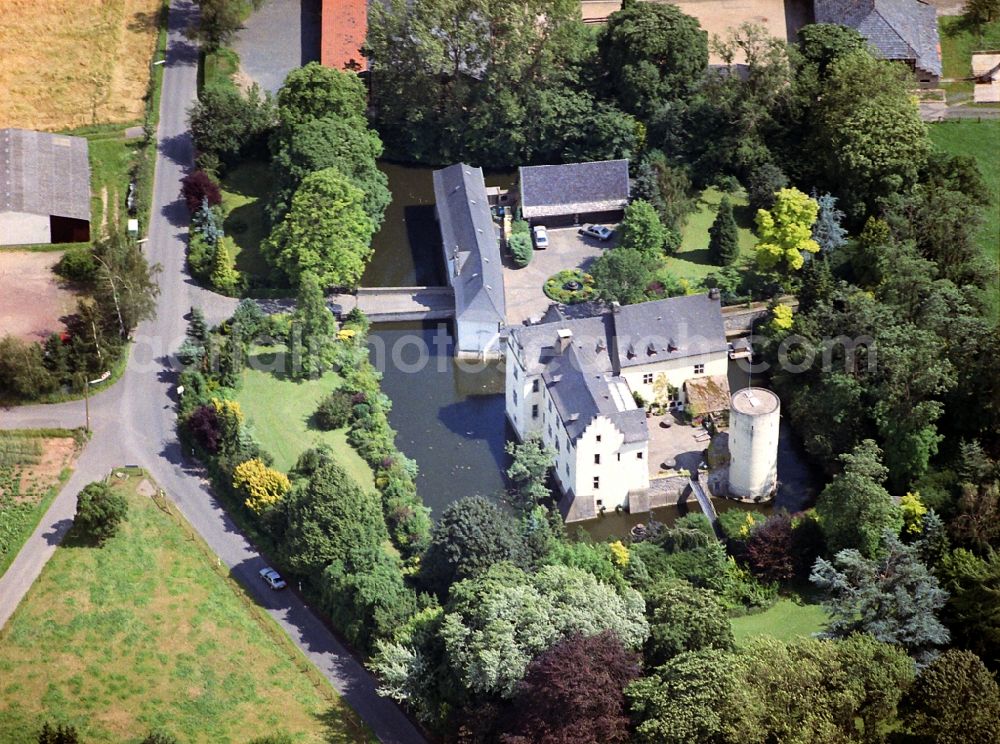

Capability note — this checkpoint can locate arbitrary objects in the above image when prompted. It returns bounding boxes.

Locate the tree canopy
[263,167,375,289]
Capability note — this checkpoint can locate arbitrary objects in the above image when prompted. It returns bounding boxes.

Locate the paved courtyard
[233,0,320,93]
[502,225,618,326]
[647,412,710,479]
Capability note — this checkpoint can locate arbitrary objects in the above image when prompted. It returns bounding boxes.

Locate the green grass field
[667,187,757,284]
[731,597,828,644]
[929,119,1000,316]
[0,431,76,578]
[939,16,1000,80]
[221,160,273,281]
[236,348,374,486]
[0,472,371,743]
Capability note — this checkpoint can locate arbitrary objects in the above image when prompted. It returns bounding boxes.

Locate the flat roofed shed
[518,159,630,221]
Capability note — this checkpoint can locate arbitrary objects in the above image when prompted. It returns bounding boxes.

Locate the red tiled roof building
[321,0,367,71]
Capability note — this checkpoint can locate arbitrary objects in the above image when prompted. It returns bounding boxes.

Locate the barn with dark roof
[815,0,942,84]
[518,159,630,227]
[0,129,91,246]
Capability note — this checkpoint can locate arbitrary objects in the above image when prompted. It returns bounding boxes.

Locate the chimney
[556,328,573,354]
[708,287,721,301]
[611,301,622,314]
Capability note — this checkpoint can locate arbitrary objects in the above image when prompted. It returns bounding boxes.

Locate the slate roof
[0,128,90,221]
[433,164,506,328]
[542,344,648,444]
[510,294,727,442]
[815,0,942,77]
[518,159,630,219]
[614,294,729,369]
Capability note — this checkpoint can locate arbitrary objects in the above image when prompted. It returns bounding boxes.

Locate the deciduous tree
[619,199,668,256]
[498,631,641,744]
[754,187,819,272]
[899,649,1000,743]
[263,168,374,289]
[233,458,290,513]
[815,440,902,557]
[590,247,659,305]
[644,579,734,665]
[420,496,532,597]
[598,1,708,118]
[505,434,554,511]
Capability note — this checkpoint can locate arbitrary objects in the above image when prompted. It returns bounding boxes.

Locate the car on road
[579,223,614,241]
[533,225,549,249]
[259,567,287,590]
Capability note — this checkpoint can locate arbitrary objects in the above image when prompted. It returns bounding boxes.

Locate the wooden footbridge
[328,286,456,323]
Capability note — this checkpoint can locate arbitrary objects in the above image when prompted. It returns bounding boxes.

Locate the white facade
[619,351,729,409]
[0,212,49,246]
[506,338,648,512]
[728,387,780,501]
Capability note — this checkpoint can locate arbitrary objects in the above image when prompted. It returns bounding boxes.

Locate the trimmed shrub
[74,481,128,544]
[54,245,97,283]
[509,232,533,267]
[315,389,354,430]
[180,170,222,214]
[233,458,290,514]
[543,269,596,304]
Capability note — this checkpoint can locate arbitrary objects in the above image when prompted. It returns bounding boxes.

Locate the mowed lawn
[731,597,828,644]
[667,187,757,283]
[237,348,375,486]
[222,161,274,282]
[0,473,371,743]
[929,119,1000,316]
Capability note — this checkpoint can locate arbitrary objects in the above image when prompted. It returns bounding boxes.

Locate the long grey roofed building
[433,163,506,358]
[815,0,942,80]
[0,128,91,246]
[518,159,630,225]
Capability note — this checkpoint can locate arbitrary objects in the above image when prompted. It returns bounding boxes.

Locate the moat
[364,163,820,528]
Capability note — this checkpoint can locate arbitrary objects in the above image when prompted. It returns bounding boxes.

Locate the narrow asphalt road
[0,3,425,742]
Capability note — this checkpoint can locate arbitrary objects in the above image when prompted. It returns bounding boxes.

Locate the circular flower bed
[544,269,596,304]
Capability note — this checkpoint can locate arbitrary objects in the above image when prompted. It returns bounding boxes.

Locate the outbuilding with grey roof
[0,128,91,246]
[518,159,630,227]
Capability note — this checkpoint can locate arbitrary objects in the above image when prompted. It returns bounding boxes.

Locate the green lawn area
[929,119,1000,316]
[236,348,375,486]
[221,160,273,281]
[939,16,1000,80]
[731,597,828,644]
[0,471,371,743]
[666,187,757,284]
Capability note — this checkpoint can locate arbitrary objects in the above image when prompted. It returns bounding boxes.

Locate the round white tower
[728,387,780,501]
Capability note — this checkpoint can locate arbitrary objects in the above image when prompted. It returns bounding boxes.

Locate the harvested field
[0,252,79,342]
[0,0,162,131]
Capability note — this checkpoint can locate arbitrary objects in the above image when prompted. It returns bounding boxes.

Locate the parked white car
[259,567,287,590]
[533,225,549,249]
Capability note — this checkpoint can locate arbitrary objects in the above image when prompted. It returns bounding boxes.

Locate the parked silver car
[579,223,614,241]
[259,567,287,590]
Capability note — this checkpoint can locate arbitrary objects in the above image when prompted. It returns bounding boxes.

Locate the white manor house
[505,292,732,518]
